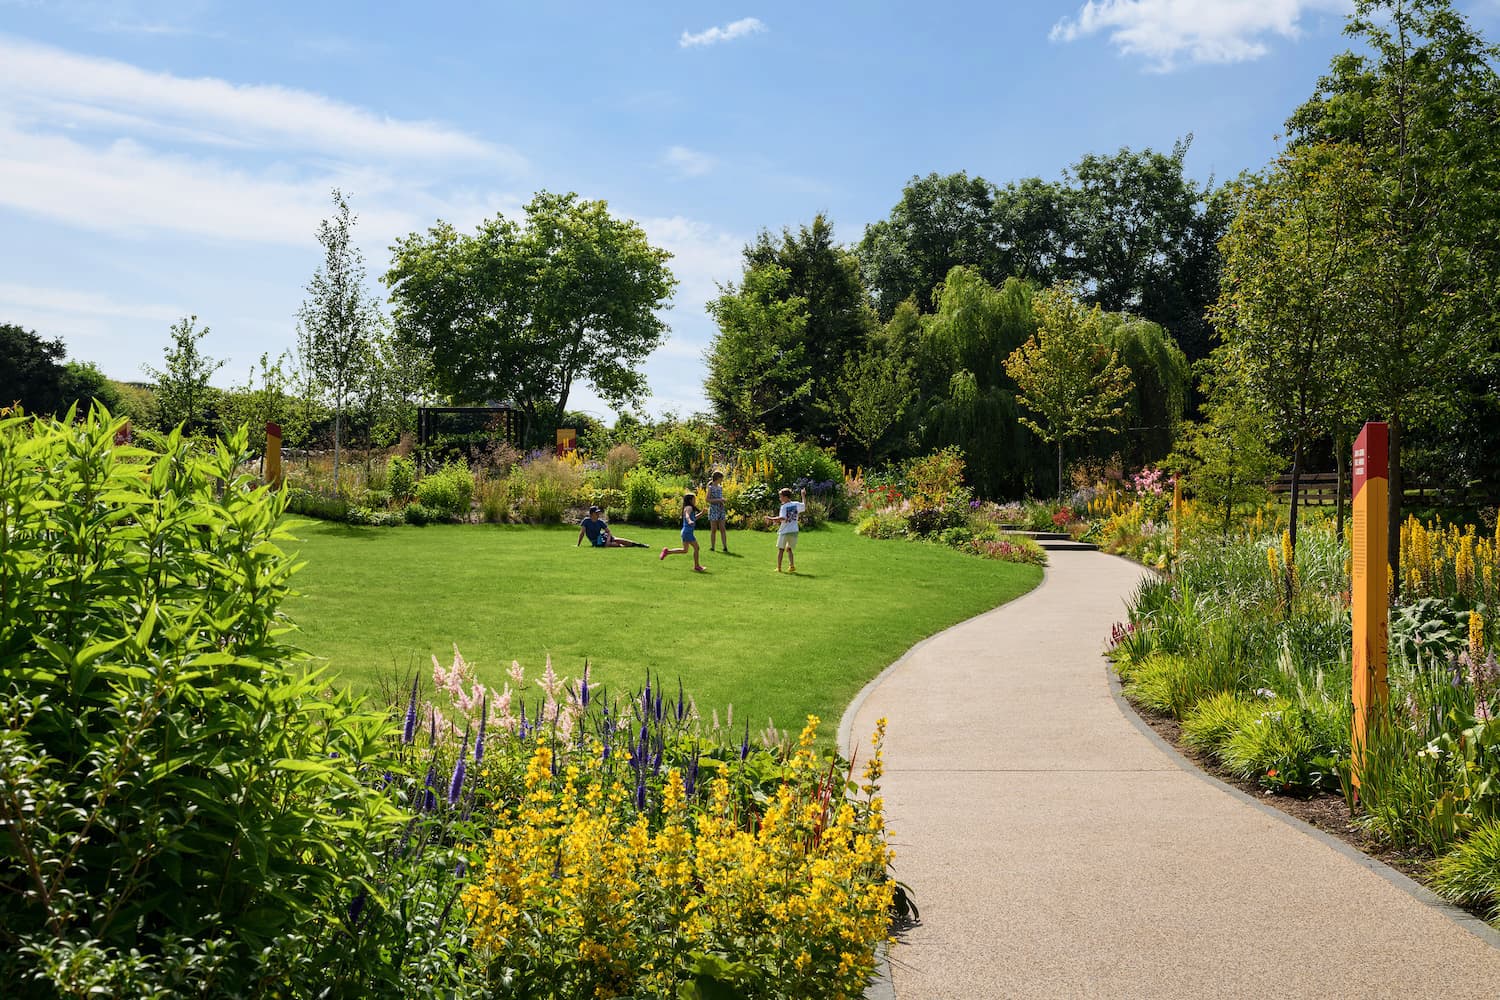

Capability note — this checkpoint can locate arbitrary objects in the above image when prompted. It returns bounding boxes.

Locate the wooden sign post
[1350,421,1389,792]
[265,421,284,489]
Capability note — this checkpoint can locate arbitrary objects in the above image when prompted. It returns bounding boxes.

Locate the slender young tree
[1004,286,1134,496]
[143,316,223,433]
[300,189,377,489]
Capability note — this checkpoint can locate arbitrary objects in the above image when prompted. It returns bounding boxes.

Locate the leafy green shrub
[415,459,475,518]
[624,468,662,522]
[404,501,440,525]
[969,535,1047,566]
[855,512,907,540]
[743,433,841,488]
[285,486,351,522]
[1430,820,1500,921]
[939,526,972,549]
[363,488,392,509]
[387,454,416,502]
[904,446,969,510]
[589,487,626,512]
[0,412,404,996]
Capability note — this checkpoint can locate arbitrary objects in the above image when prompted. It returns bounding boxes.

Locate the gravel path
[842,548,1500,999]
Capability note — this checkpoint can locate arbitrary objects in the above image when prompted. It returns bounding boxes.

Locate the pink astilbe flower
[508,659,527,691]
[539,655,561,701]
[494,683,516,732]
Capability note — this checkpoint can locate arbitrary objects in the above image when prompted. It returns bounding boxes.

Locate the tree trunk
[333,406,342,491]
[1056,442,1064,499]
[1287,438,1301,605]
[1388,415,1403,600]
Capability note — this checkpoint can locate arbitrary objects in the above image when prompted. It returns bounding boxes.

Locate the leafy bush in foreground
[0,410,403,998]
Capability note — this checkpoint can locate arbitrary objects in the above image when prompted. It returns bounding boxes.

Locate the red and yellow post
[1350,421,1389,793]
[265,421,284,489]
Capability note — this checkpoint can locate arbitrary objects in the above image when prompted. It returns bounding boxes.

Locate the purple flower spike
[740,720,750,762]
[402,676,419,744]
[676,679,685,723]
[428,708,436,747]
[634,777,647,811]
[581,661,591,708]
[422,764,438,813]
[348,890,367,926]
[448,748,467,806]
[454,859,468,878]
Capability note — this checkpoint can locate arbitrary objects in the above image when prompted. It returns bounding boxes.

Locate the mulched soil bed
[1131,705,1434,886]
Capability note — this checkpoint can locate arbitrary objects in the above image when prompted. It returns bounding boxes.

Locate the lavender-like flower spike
[634,776,647,812]
[740,719,750,761]
[474,694,488,765]
[676,678,685,723]
[422,763,438,813]
[429,708,436,747]
[402,675,419,744]
[448,751,466,806]
[580,660,591,708]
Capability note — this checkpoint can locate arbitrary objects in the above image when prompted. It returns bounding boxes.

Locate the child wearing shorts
[659,492,707,572]
[766,486,807,573]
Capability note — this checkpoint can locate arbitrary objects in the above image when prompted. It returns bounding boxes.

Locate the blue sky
[4,1,1498,419]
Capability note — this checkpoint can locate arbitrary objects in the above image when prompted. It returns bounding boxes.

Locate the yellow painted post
[1351,421,1389,794]
[265,421,284,489]
[1172,476,1182,554]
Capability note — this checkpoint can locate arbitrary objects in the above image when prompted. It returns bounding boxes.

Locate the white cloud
[1050,0,1348,70]
[0,282,184,323]
[679,17,766,48]
[662,145,717,178]
[0,34,523,166]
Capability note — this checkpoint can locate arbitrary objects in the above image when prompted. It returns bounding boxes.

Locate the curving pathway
[842,548,1500,999]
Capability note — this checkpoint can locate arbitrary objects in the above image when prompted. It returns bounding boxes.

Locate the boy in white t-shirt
[766,486,807,573]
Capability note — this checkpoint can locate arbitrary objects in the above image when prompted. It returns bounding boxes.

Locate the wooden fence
[1269,473,1494,508]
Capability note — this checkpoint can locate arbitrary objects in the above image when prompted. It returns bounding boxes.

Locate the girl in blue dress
[659,492,706,572]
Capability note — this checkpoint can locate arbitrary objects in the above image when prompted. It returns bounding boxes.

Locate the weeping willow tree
[902,269,1054,497]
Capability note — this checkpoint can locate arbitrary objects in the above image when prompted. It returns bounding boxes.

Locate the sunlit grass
[283,521,1042,730]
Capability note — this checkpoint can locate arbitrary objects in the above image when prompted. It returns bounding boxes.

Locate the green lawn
[282,521,1042,734]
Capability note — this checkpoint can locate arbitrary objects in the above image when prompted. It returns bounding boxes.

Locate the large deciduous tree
[300,189,378,488]
[1004,286,1134,496]
[1285,0,1500,590]
[386,192,675,444]
[703,262,811,437]
[705,216,874,449]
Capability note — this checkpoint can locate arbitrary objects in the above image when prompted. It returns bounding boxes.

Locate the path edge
[837,562,1053,757]
[1105,659,1500,952]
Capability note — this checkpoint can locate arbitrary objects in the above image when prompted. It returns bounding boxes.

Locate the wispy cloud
[679,17,766,48]
[662,145,717,178]
[0,34,522,165]
[1050,0,1347,71]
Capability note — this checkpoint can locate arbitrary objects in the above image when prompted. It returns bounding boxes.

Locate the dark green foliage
[0,324,67,414]
[0,409,405,996]
[705,216,875,450]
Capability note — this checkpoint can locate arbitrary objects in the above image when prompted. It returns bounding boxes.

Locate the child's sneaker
[659,548,669,560]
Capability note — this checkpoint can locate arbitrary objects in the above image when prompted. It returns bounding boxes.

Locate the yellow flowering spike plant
[463,714,894,999]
